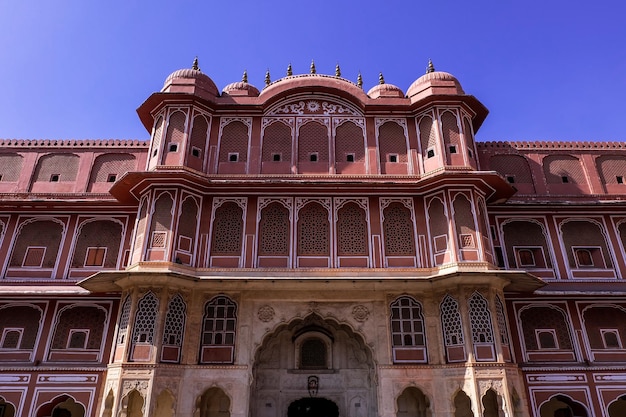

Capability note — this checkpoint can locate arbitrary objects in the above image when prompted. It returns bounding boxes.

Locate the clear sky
[1,0,624,142]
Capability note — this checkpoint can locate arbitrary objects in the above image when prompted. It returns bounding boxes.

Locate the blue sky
[1,1,624,142]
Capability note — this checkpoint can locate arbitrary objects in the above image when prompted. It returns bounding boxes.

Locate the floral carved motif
[352,305,370,322]
[258,305,275,322]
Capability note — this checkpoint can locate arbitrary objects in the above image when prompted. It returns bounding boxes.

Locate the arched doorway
[251,314,376,417]
[397,387,431,417]
[539,395,588,417]
[608,395,626,417]
[288,398,338,417]
[36,396,85,417]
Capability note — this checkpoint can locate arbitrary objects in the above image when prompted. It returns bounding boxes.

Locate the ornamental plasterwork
[122,380,149,395]
[322,101,359,115]
[296,117,330,131]
[219,117,253,130]
[268,99,360,116]
[425,194,449,216]
[334,197,368,212]
[271,101,306,115]
[332,117,366,135]
[375,117,408,137]
[257,305,275,322]
[257,198,293,221]
[261,117,294,130]
[379,197,414,212]
[478,379,504,396]
[295,197,332,212]
[352,305,370,322]
[212,197,247,212]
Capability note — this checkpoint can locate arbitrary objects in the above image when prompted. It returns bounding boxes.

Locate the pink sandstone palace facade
[0,59,625,417]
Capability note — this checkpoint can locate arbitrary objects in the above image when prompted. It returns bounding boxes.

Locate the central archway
[288,398,339,417]
[251,313,377,417]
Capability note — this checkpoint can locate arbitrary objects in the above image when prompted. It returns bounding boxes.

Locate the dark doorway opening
[287,398,339,417]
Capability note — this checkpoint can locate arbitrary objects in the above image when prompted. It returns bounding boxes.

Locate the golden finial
[379,72,385,84]
[192,57,200,71]
[310,60,316,74]
[287,63,293,76]
[265,69,271,87]
[335,63,341,77]
[242,70,248,83]
[426,59,435,73]
[357,72,363,89]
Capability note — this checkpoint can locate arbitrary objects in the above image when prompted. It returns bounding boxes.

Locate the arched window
[200,296,237,363]
[211,202,244,256]
[468,293,494,344]
[383,202,416,257]
[0,304,42,359]
[130,292,158,361]
[440,295,466,362]
[336,202,368,256]
[49,305,106,361]
[519,305,576,362]
[300,338,327,369]
[468,292,496,361]
[390,296,427,363]
[117,295,131,345]
[161,294,186,363]
[71,220,123,268]
[495,295,512,362]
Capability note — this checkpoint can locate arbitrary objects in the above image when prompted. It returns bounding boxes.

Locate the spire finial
[192,57,200,71]
[426,59,435,74]
[287,63,293,76]
[310,60,316,74]
[242,70,248,83]
[357,72,363,89]
[379,72,385,85]
[335,63,341,77]
[265,69,271,87]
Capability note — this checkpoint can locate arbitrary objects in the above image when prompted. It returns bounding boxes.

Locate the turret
[408,60,487,173]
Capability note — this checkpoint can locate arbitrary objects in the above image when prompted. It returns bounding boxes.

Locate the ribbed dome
[162,65,219,97]
[406,71,464,98]
[367,82,405,99]
[222,81,260,97]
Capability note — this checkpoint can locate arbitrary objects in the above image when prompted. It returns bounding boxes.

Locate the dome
[162,58,219,97]
[406,61,465,100]
[367,82,405,98]
[222,71,260,97]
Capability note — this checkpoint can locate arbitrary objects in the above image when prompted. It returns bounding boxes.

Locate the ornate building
[0,59,625,417]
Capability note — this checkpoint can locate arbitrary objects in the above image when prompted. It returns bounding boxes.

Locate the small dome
[222,81,260,97]
[367,82,405,98]
[367,73,404,98]
[222,71,260,97]
[162,59,219,97]
[406,70,464,98]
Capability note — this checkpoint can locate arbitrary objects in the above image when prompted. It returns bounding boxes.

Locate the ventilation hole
[169,144,178,152]
[427,149,435,159]
[152,149,158,157]
[346,154,355,162]
[561,176,569,183]
[617,176,624,184]
[192,147,201,157]
[310,153,318,162]
[449,145,457,154]
[107,174,117,183]
[389,154,398,163]
[50,174,60,182]
[229,153,238,162]
[272,153,281,162]
[506,176,515,183]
